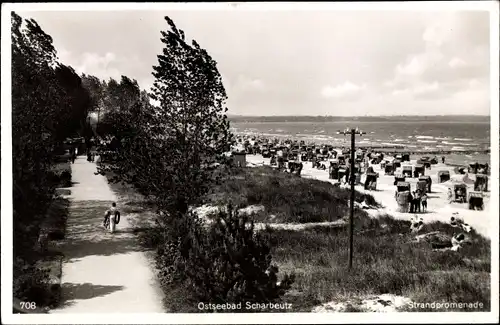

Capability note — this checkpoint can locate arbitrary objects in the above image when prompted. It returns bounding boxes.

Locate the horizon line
[227,114,491,117]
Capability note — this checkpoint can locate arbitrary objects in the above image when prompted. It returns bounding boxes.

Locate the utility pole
[337,127,365,269]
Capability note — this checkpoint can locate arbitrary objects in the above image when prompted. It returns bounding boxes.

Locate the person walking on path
[70,146,76,164]
[104,202,121,233]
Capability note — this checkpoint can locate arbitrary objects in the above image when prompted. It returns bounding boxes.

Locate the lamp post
[337,127,365,269]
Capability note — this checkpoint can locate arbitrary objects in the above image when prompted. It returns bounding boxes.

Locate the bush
[60,170,72,188]
[156,206,295,309]
[13,258,52,307]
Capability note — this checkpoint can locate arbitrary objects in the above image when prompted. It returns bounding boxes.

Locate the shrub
[13,258,52,307]
[60,170,72,188]
[156,206,295,309]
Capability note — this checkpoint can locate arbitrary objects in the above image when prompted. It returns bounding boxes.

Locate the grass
[104,165,491,313]
[260,216,490,312]
[207,166,380,224]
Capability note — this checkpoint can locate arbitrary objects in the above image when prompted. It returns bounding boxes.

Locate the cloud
[56,48,122,81]
[384,11,489,103]
[22,10,490,116]
[321,82,366,100]
[391,81,440,98]
[233,75,266,92]
[448,57,467,69]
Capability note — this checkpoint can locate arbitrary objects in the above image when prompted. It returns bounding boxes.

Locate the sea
[230,120,491,166]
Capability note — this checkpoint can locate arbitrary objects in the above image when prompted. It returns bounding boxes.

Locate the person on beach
[447,188,453,203]
[409,191,415,213]
[415,190,422,213]
[421,192,428,212]
[442,156,445,164]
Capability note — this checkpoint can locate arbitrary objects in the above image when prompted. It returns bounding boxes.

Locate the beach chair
[355,173,362,185]
[474,174,488,192]
[468,191,484,210]
[419,175,432,193]
[394,175,405,186]
[402,165,413,178]
[364,173,378,190]
[468,163,479,174]
[385,163,394,175]
[330,166,339,179]
[338,168,347,181]
[396,190,411,213]
[414,164,425,177]
[452,184,467,203]
[478,163,489,174]
[338,156,346,165]
[397,181,411,193]
[270,155,277,166]
[416,180,427,194]
[438,170,450,183]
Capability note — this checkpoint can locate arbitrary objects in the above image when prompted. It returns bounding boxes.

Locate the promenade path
[50,156,164,313]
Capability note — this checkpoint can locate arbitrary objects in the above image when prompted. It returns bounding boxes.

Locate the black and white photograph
[1,2,499,324]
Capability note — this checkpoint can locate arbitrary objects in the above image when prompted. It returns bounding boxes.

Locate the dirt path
[50,156,165,313]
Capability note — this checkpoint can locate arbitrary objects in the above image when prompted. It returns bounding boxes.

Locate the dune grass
[261,216,490,312]
[207,166,380,223]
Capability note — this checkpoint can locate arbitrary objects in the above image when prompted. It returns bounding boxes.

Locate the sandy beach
[246,154,492,239]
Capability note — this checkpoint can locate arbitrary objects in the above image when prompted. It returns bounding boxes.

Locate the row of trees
[94,17,294,306]
[11,12,92,303]
[11,11,293,306]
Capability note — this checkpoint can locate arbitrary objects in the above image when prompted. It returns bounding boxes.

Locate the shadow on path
[59,283,124,308]
[61,200,149,260]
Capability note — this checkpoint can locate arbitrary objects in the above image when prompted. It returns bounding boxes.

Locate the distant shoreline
[228,115,490,123]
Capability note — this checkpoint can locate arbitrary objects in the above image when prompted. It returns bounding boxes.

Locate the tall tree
[99,16,233,218]
[148,16,233,215]
[98,76,143,139]
[12,11,90,258]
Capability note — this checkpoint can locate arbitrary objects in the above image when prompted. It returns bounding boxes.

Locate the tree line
[12,11,92,304]
[12,12,293,309]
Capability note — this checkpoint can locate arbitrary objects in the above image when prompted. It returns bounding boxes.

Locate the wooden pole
[348,128,355,269]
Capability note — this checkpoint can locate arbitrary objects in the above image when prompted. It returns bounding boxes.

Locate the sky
[17,8,492,116]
